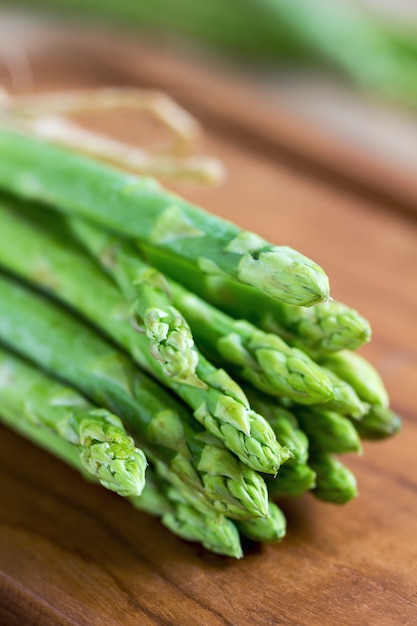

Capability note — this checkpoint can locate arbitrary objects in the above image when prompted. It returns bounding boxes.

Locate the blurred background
[1,0,417,213]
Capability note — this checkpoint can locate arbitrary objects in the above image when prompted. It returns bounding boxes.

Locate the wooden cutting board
[0,24,416,626]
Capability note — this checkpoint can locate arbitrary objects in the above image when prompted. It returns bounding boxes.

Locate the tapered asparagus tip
[163,506,243,558]
[144,305,205,388]
[77,411,147,497]
[236,245,330,306]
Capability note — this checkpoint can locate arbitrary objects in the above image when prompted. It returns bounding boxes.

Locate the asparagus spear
[131,258,371,359]
[161,283,335,404]
[244,390,309,466]
[160,274,370,357]
[69,216,202,388]
[319,350,389,408]
[309,453,358,504]
[311,367,369,418]
[0,198,287,475]
[319,352,401,439]
[353,406,402,441]
[237,501,287,543]
[295,408,362,454]
[0,273,270,520]
[130,468,243,558]
[69,213,334,404]
[0,348,147,497]
[0,128,330,306]
[266,463,316,499]
[0,404,243,557]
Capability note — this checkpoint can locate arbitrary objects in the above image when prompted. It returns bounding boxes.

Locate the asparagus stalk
[244,390,309,466]
[0,128,330,306]
[0,273,270,520]
[163,283,335,404]
[266,463,317,499]
[237,501,287,543]
[309,453,358,504]
[0,346,147,497]
[130,468,243,558]
[69,217,202,388]
[353,406,402,441]
[1,404,243,557]
[0,198,287,475]
[312,367,369,418]
[294,408,362,455]
[319,350,389,408]
[318,352,401,439]
[162,274,371,358]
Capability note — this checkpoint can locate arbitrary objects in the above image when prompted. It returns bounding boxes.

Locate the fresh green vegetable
[179,275,371,358]
[237,501,287,543]
[0,197,287,476]
[295,408,362,455]
[0,272,271,520]
[131,468,243,558]
[266,463,316,499]
[353,405,402,441]
[312,367,369,418]
[164,283,335,404]
[309,453,358,504]
[0,129,330,306]
[0,346,147,497]
[70,215,335,405]
[319,350,389,408]
[244,390,309,466]
[0,401,243,557]
[70,217,202,388]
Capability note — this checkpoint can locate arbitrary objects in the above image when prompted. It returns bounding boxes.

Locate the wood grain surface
[0,27,416,626]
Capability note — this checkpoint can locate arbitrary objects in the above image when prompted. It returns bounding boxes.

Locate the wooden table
[0,25,416,626]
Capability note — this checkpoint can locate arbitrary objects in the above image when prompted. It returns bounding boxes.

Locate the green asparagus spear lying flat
[69,217,202,388]
[294,408,362,455]
[0,198,287,476]
[131,467,243,558]
[236,501,287,543]
[0,273,271,520]
[0,399,243,557]
[67,210,335,406]
[319,350,389,408]
[163,283,335,405]
[353,406,402,441]
[309,453,358,504]
[266,463,317,499]
[0,128,330,306]
[0,346,147,497]
[150,272,370,358]
[244,390,309,466]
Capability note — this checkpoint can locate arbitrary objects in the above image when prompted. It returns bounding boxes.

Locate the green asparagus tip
[162,503,243,558]
[141,304,205,388]
[77,411,147,497]
[237,501,287,543]
[310,454,358,505]
[198,445,270,519]
[354,405,402,440]
[236,245,330,306]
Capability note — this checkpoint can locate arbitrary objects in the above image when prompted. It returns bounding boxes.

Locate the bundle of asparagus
[0,126,400,557]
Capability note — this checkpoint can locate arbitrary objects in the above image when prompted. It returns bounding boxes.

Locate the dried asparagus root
[1,87,225,183]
